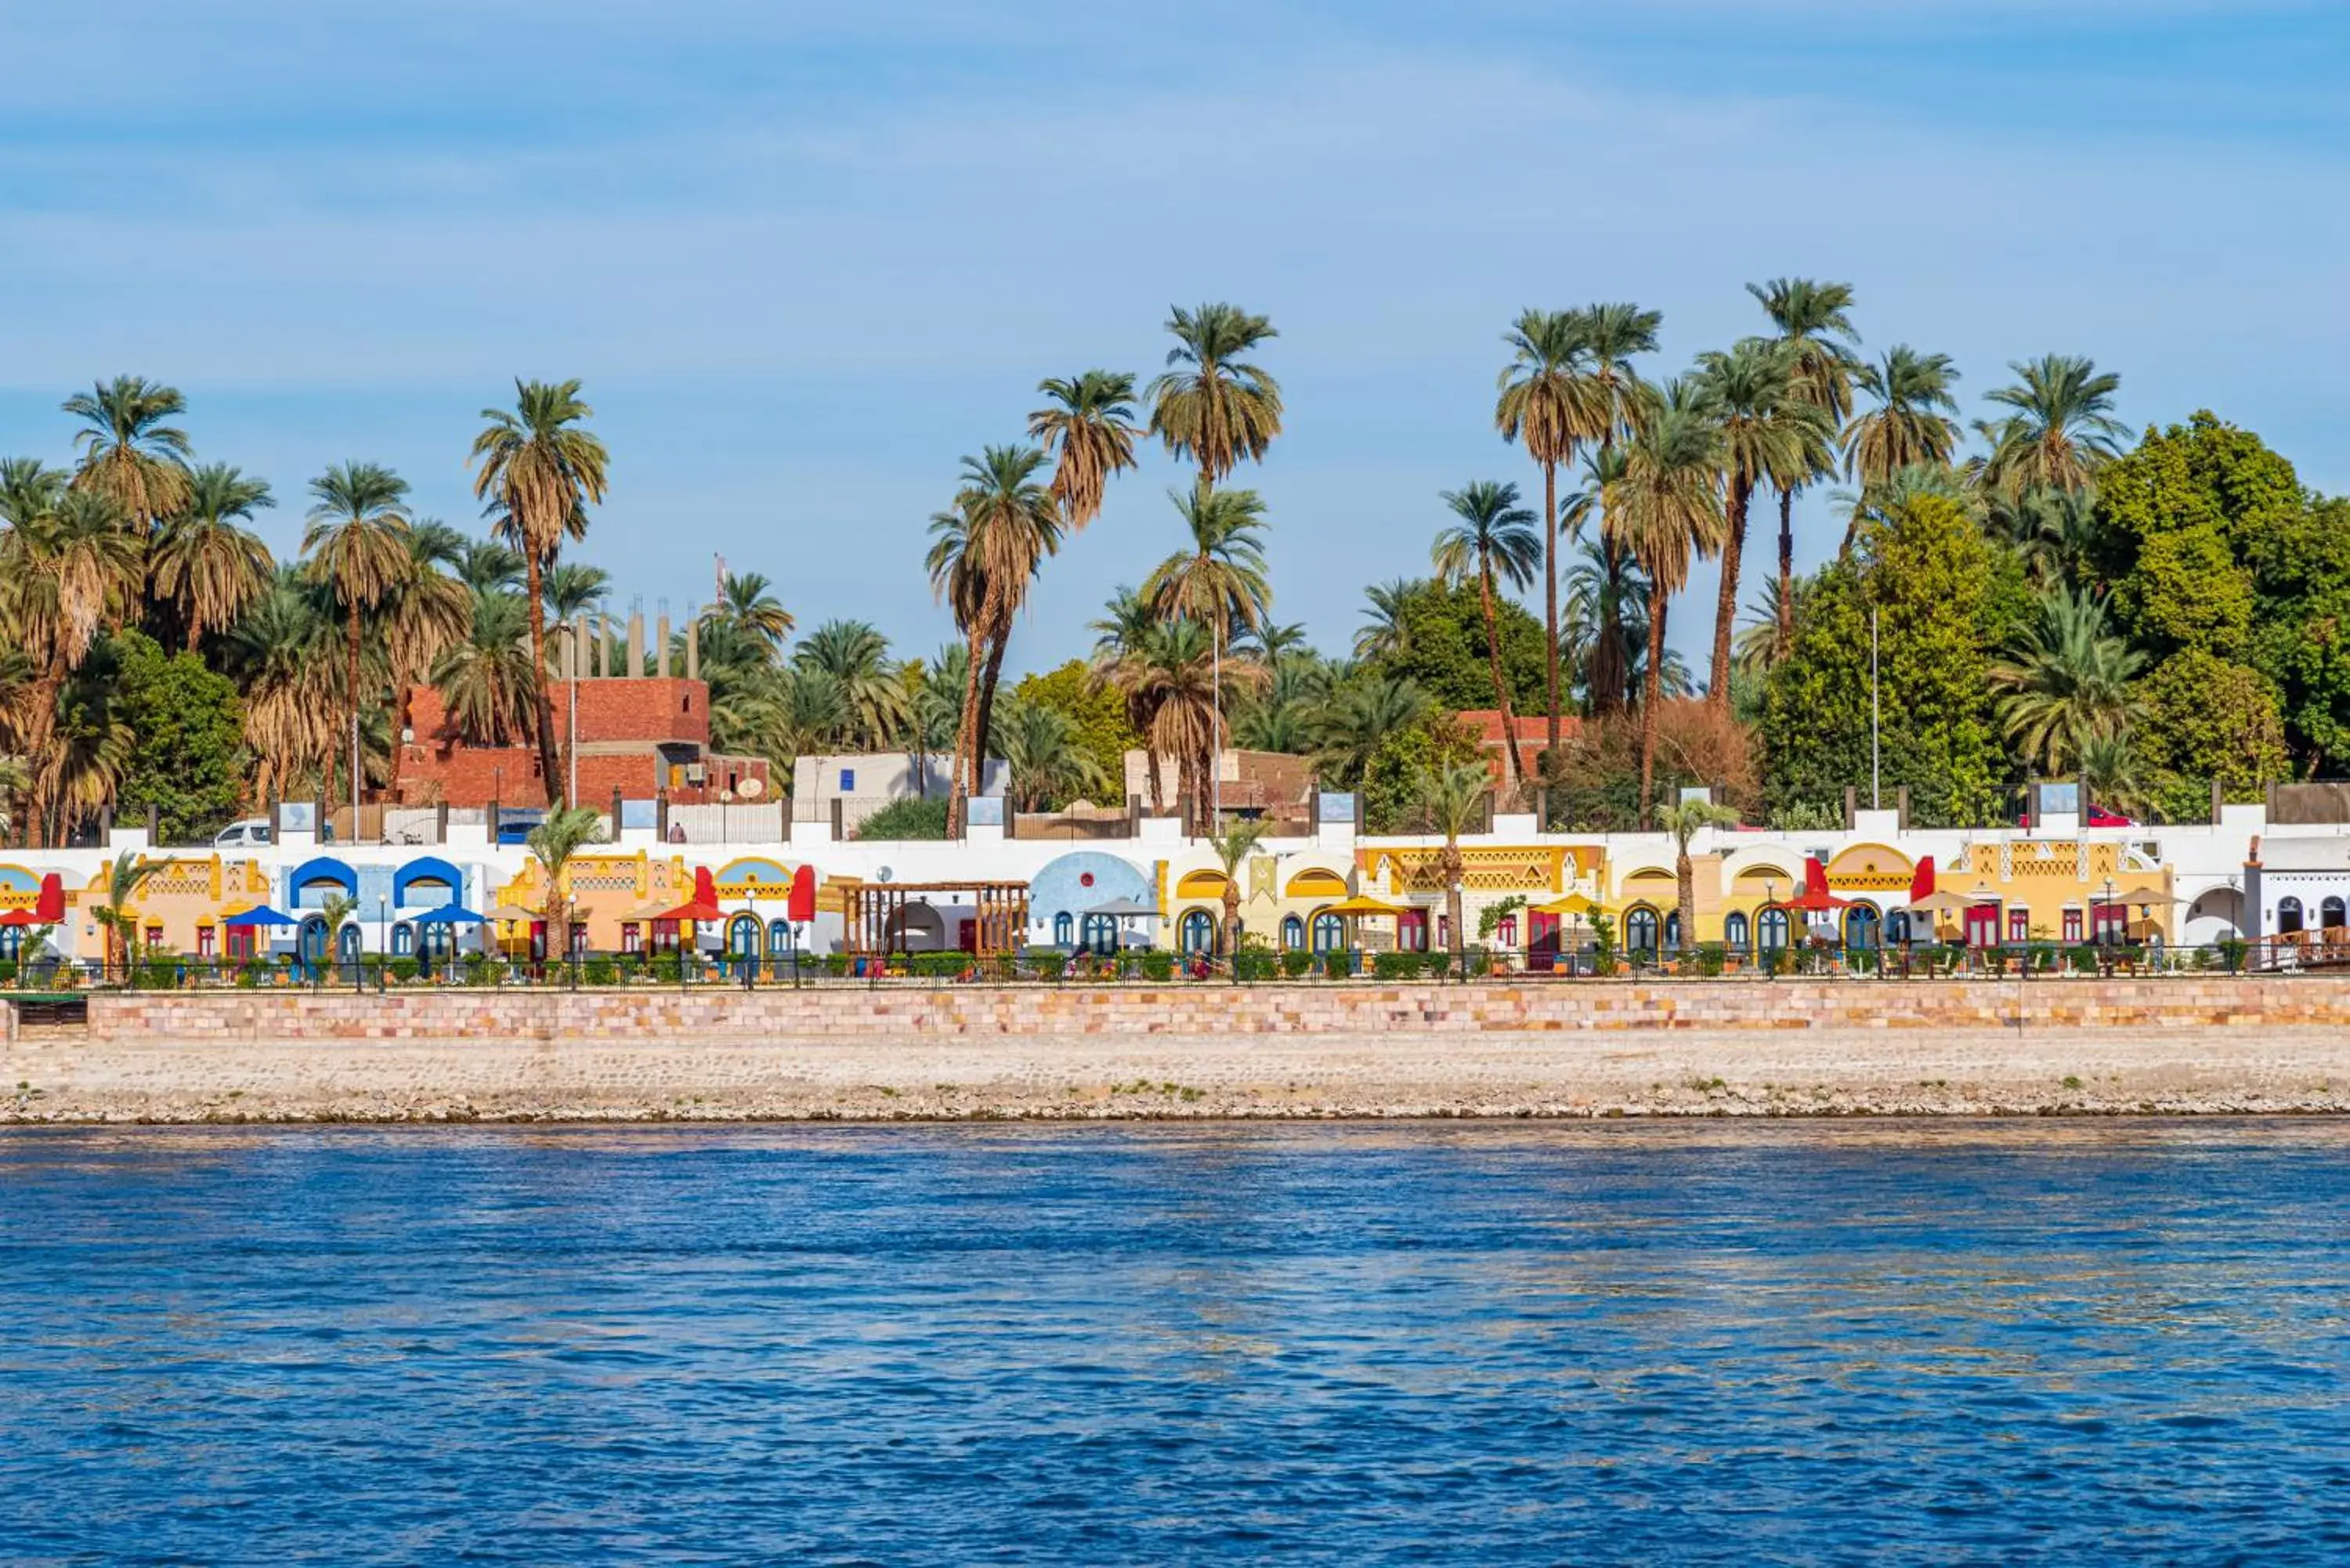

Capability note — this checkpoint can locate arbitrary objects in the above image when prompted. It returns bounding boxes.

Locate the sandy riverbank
[7,1023,2348,1122]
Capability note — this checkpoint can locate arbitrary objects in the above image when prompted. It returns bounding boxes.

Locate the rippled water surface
[3,1122,2347,1564]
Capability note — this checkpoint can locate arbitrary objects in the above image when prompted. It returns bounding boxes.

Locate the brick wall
[80,977,2350,1046]
[394,681,766,807]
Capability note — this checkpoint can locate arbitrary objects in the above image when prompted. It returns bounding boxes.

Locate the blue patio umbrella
[222,905,298,927]
[410,904,486,926]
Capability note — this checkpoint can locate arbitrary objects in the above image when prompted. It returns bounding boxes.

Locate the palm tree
[0,753,27,841]
[91,849,171,976]
[1654,798,1740,954]
[1695,338,1818,709]
[1557,305,1661,714]
[1029,370,1141,528]
[1607,388,1726,825]
[63,376,193,532]
[1995,484,2101,591]
[432,591,538,745]
[1733,575,1806,678]
[1989,587,2146,773]
[1976,355,2128,495]
[378,531,474,697]
[470,378,610,806]
[1412,760,1491,958]
[1750,278,1860,645]
[1496,309,1601,752]
[791,620,910,752]
[224,569,337,803]
[1146,303,1282,497]
[1354,579,1416,661]
[1842,347,1961,551]
[1144,486,1272,821]
[1,483,145,841]
[1090,589,1170,812]
[1101,616,1237,823]
[302,462,412,810]
[451,537,526,598]
[708,571,793,655]
[527,804,606,962]
[543,562,612,625]
[926,447,1063,829]
[1430,480,1539,788]
[996,697,1112,811]
[2079,732,2149,821]
[150,464,276,651]
[1313,674,1430,789]
[1204,818,1271,956]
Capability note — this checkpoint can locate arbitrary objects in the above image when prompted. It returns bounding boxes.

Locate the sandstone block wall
[73,977,2350,1046]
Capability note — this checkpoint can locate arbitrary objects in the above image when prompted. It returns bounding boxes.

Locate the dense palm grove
[4,279,2347,847]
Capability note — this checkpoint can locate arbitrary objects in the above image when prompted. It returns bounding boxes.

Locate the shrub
[1231,949,1279,982]
[1321,950,1356,979]
[2216,938,2249,974]
[824,954,851,977]
[1462,948,1493,979]
[1280,949,1314,979]
[1690,942,1726,978]
[1025,952,1068,982]
[234,960,267,988]
[852,797,949,840]
[584,956,619,987]
[2066,945,2099,974]
[1372,951,1426,981]
[134,959,180,990]
[651,954,682,983]
[1136,951,1175,982]
[389,958,420,984]
[1428,950,1453,979]
[0,959,16,986]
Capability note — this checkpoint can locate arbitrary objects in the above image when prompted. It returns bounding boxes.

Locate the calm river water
[2,1122,2345,1564]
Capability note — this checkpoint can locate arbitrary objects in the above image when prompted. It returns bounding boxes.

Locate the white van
[214,818,274,848]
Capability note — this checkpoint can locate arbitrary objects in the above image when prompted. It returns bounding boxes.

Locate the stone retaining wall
[76,977,2348,1045]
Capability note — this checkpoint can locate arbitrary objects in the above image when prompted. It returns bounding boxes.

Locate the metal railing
[0,940,2296,997]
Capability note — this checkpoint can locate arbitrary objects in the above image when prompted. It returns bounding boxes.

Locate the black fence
[0,939,2298,997]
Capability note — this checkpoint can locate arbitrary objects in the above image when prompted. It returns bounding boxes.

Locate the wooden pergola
[841,880,1031,957]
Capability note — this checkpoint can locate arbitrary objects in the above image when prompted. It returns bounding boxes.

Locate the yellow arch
[1285,868,1348,899]
[1175,869,1231,898]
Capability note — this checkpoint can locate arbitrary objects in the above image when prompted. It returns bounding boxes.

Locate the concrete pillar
[627,610,645,681]
[435,800,450,843]
[656,789,670,841]
[146,802,159,841]
[685,609,700,682]
[655,611,671,679]
[611,786,624,834]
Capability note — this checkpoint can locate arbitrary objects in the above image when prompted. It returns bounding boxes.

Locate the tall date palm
[470,378,609,806]
[150,464,275,650]
[1146,303,1282,497]
[1495,309,1597,753]
[302,461,413,811]
[1430,480,1540,788]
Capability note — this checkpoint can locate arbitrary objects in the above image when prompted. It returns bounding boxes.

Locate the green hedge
[1280,949,1314,979]
[1372,951,1426,981]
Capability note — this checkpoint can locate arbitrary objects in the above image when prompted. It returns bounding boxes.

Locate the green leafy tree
[1360,712,1482,833]
[1361,580,1545,714]
[1763,494,2001,826]
[2134,649,2288,818]
[110,628,247,842]
[1008,660,1141,805]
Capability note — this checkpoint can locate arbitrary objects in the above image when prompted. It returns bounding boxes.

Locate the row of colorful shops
[0,828,2231,969]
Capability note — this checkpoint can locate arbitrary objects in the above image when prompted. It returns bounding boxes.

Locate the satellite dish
[877,866,895,883]
[739,775,765,800]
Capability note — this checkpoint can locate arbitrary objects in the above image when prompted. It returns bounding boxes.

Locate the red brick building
[394,678,771,807]
[1455,710,1577,786]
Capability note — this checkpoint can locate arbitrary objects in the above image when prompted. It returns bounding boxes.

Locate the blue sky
[5,1,2346,680]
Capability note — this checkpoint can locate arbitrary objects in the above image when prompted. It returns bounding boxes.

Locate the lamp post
[743,880,758,990]
[1762,876,1781,978]
[2101,876,2117,948]
[378,894,387,979]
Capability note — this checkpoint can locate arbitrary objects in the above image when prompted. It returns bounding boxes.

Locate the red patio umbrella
[1777,857,1853,913]
[0,909,39,928]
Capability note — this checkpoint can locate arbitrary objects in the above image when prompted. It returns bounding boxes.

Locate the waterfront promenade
[6,979,2348,1122]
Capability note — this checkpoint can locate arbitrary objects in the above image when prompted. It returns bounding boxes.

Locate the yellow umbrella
[1534,893,1607,917]
[1320,894,1411,917]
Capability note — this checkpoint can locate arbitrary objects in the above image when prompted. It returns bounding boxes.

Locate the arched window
[391,923,414,956]
[1625,907,1660,955]
[299,916,329,964]
[1081,914,1119,955]
[1886,910,1911,946]
[1723,911,1751,952]
[1758,907,1791,952]
[336,923,360,961]
[2278,897,2305,935]
[1663,912,1682,952]
[0,927,20,961]
[421,923,452,962]
[1053,911,1074,947]
[1312,912,1343,953]
[2323,897,2346,932]
[1845,905,1881,950]
[768,919,791,955]
[1180,909,1217,955]
[1281,914,1304,951]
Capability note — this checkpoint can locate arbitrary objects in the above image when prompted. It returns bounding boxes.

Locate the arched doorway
[2279,897,2306,936]
[1845,904,1881,949]
[1179,909,1217,955]
[1723,910,1751,953]
[1758,907,1791,952]
[1053,912,1074,947]
[1281,914,1304,951]
[1625,906,1661,956]
[1080,913,1119,956]
[1311,910,1343,953]
[299,915,330,967]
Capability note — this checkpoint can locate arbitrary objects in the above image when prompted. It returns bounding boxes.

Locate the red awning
[34,873,64,923]
[1907,855,1936,903]
[654,865,725,923]
[787,865,817,923]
